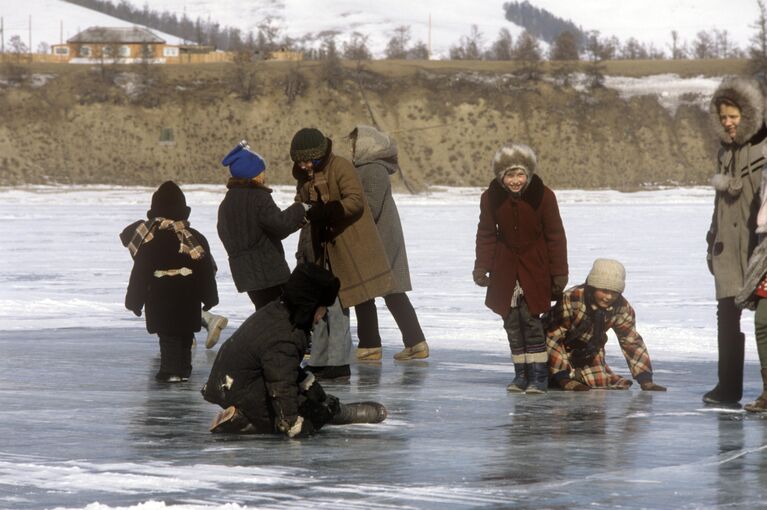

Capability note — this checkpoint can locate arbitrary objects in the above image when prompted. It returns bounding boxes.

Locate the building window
[79,46,92,57]
[159,127,175,145]
[101,46,113,57]
[54,47,69,55]
[163,47,179,57]
[119,46,131,57]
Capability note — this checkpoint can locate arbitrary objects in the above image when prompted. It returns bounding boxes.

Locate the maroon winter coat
[474,175,568,317]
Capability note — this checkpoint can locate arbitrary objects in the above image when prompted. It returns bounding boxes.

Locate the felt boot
[209,406,255,433]
[506,363,529,393]
[525,362,549,394]
[744,368,767,413]
[201,310,228,349]
[330,402,388,425]
[393,341,429,360]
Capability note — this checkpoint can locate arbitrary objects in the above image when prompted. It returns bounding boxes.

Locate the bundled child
[546,258,666,392]
[124,181,219,382]
[217,140,308,310]
[473,143,569,393]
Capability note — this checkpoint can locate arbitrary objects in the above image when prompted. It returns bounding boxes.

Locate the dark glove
[473,269,490,287]
[706,253,714,276]
[306,200,345,224]
[706,229,715,276]
[560,378,590,391]
[551,274,568,299]
[131,308,142,317]
[640,381,667,392]
[305,200,325,223]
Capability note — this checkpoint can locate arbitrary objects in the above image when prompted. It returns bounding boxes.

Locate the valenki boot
[356,347,383,362]
[209,406,256,433]
[744,368,767,413]
[526,362,549,394]
[393,341,429,360]
[506,363,529,393]
[330,402,388,425]
[202,310,229,349]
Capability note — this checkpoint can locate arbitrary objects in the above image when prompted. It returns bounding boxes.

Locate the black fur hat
[147,181,191,220]
[282,263,340,330]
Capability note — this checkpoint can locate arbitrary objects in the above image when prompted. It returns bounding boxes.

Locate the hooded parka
[352,125,412,293]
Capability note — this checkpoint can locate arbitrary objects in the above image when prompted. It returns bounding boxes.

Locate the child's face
[593,288,619,308]
[719,104,741,142]
[502,168,528,193]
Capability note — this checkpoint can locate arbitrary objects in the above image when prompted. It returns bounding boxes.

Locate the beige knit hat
[586,259,626,293]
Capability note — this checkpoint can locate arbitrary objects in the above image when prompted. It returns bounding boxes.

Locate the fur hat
[586,259,626,294]
[282,263,340,331]
[147,181,190,220]
[709,76,765,145]
[492,143,537,181]
[290,128,329,162]
[222,140,266,179]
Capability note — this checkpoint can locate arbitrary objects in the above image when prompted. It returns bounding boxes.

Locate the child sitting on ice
[545,258,666,392]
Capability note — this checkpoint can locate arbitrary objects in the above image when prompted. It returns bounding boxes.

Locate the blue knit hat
[222,140,266,179]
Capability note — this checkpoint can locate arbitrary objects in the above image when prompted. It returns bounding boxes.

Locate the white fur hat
[492,143,537,180]
[586,259,626,293]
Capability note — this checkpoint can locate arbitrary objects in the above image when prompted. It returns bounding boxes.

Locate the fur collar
[710,76,766,146]
[226,178,272,192]
[487,174,545,212]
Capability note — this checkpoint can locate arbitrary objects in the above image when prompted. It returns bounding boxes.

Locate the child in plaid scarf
[545,259,666,392]
[124,181,220,383]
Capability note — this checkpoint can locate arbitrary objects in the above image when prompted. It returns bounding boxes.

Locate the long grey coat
[352,125,412,294]
[707,77,767,299]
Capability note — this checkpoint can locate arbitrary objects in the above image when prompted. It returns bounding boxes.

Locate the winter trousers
[715,297,745,401]
[503,299,547,365]
[157,333,194,378]
[754,299,767,369]
[355,293,426,349]
[248,285,283,311]
[308,296,352,367]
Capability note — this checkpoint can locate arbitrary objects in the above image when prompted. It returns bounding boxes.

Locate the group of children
[473,143,667,394]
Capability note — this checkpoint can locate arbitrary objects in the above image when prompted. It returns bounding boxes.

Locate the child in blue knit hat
[217,140,310,309]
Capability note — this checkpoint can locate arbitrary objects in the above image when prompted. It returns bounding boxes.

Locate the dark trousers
[503,299,546,361]
[248,285,283,310]
[355,293,426,349]
[716,297,745,401]
[157,333,194,378]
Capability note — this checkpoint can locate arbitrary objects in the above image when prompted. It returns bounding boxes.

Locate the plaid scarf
[126,218,206,260]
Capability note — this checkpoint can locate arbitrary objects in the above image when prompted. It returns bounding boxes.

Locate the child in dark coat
[217,140,308,310]
[202,263,387,436]
[473,143,569,394]
[125,181,219,382]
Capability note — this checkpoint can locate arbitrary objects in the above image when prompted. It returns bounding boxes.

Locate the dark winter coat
[217,180,306,293]
[201,300,308,433]
[474,175,568,317]
[294,142,394,308]
[353,125,412,293]
[125,228,219,335]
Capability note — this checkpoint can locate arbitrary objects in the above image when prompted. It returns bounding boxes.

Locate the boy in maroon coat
[473,143,568,393]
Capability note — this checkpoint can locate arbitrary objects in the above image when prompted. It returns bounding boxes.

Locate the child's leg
[157,333,194,381]
[754,299,767,369]
[503,307,529,391]
[517,300,547,392]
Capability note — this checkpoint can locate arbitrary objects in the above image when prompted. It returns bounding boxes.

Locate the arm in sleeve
[545,293,575,382]
[541,189,568,277]
[358,164,390,222]
[259,198,306,240]
[474,191,497,273]
[612,302,653,383]
[331,159,365,222]
[261,336,303,431]
[125,248,150,314]
[196,234,219,311]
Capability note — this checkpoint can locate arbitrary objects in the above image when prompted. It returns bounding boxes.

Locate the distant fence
[0,50,303,65]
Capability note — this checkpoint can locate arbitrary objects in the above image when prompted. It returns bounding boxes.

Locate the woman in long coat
[349,125,428,361]
[291,127,394,378]
[704,76,767,406]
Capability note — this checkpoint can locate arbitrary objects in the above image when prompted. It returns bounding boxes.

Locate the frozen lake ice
[0,185,765,509]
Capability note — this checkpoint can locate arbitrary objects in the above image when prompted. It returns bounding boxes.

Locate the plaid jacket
[546,285,653,386]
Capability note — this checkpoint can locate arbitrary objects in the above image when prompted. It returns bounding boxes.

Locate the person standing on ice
[348,125,429,362]
[291,127,394,380]
[546,259,666,392]
[202,263,387,436]
[124,181,220,382]
[473,143,568,393]
[217,140,308,310]
[703,76,767,406]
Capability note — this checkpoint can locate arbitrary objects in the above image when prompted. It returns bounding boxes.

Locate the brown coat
[294,149,394,308]
[474,176,568,317]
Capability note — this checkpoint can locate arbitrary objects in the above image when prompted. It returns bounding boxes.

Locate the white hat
[586,259,626,293]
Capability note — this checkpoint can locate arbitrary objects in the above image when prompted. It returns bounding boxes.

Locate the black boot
[506,363,528,393]
[526,362,549,394]
[704,332,745,405]
[329,401,387,425]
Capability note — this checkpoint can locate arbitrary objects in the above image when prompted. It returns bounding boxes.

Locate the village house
[50,26,181,64]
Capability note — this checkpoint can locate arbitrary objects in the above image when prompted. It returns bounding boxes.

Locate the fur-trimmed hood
[709,76,766,146]
[492,143,537,180]
[351,124,399,174]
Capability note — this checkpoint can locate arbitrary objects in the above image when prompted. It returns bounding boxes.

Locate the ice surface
[0,186,766,509]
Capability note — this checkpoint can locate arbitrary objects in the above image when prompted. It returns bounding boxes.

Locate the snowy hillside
[0,0,184,50]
